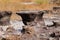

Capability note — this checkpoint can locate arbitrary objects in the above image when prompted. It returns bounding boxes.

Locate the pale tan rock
[10,20,25,31]
[10,13,22,21]
[6,27,15,32]
[6,34,21,40]
[23,26,35,35]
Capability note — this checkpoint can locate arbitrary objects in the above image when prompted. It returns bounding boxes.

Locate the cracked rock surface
[0,7,60,40]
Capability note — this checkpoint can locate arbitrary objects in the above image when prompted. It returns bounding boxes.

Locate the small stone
[44,19,54,27]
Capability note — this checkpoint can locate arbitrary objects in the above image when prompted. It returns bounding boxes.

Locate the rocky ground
[0,6,60,40]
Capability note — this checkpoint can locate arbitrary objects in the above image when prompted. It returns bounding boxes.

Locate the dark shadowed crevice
[16,11,44,25]
[16,13,36,25]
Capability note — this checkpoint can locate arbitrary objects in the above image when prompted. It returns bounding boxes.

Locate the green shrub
[35,0,49,4]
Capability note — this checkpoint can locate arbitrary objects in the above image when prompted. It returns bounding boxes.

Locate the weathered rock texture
[0,6,60,40]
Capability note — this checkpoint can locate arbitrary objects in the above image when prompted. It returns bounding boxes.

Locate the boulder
[10,20,25,31]
[0,11,12,26]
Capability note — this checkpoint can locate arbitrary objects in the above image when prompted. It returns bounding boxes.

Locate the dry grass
[0,0,56,12]
[0,0,58,20]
